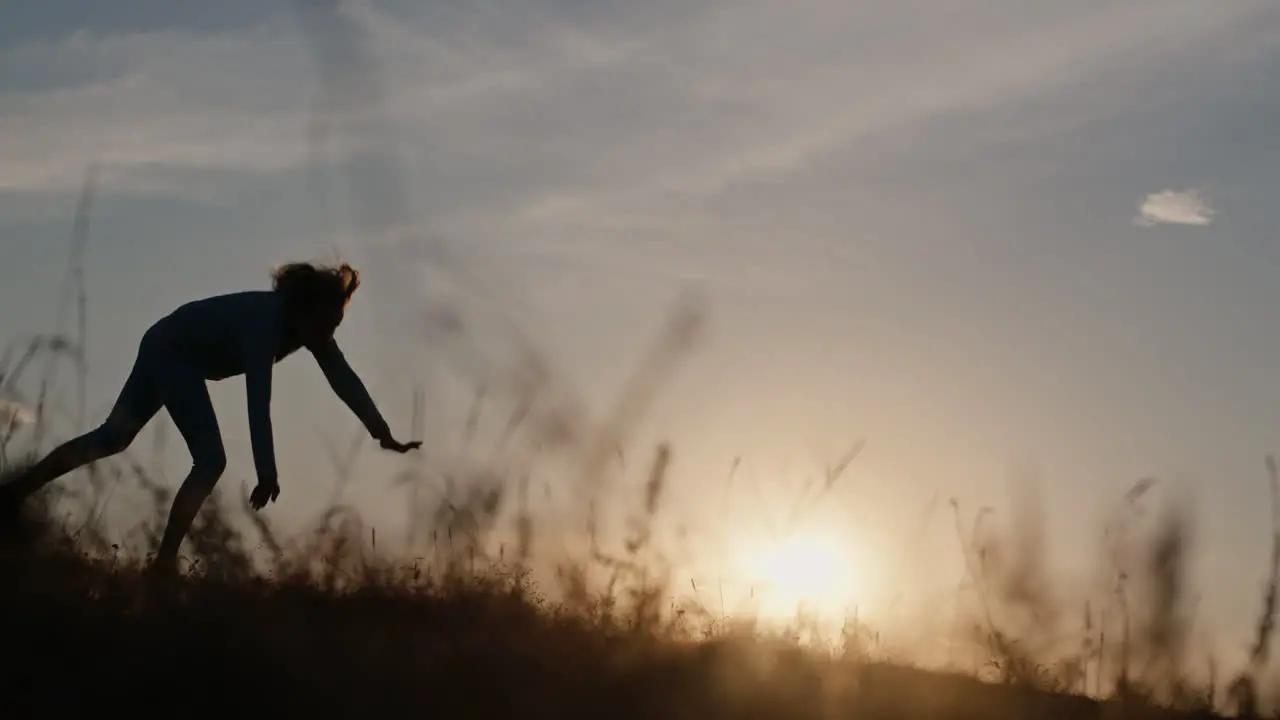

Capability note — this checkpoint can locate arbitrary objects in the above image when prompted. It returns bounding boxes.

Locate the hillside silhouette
[0,436,1270,718]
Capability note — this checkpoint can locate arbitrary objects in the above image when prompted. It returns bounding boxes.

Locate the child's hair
[270,261,360,313]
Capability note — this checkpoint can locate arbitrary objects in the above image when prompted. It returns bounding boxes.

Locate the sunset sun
[735,532,866,622]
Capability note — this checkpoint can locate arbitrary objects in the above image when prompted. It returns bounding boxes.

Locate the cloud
[0,23,320,193]
[0,0,1273,224]
[1135,189,1216,227]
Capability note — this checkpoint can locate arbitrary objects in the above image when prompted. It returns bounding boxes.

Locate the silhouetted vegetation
[0,446,1263,718]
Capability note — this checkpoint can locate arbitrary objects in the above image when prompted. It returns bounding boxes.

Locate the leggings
[11,324,226,566]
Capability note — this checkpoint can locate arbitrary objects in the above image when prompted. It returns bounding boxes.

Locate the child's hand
[379,436,422,454]
[250,477,280,510]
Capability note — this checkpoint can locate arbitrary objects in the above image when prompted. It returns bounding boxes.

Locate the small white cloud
[1135,189,1215,227]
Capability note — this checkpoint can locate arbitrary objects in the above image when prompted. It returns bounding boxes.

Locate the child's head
[271,261,360,344]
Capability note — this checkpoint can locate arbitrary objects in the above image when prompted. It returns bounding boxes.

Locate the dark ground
[0,496,1234,720]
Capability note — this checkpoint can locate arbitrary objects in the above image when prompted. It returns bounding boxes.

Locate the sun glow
[734,532,866,622]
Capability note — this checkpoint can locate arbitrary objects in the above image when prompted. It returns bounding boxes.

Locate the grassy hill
[0,472,1252,719]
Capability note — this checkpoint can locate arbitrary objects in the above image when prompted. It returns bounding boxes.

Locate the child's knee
[192,445,227,480]
[93,422,139,455]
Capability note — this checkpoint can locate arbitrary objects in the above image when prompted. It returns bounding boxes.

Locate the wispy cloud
[0,0,1273,209]
[1135,188,1216,227]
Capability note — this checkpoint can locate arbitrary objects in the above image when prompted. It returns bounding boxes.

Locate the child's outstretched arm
[309,337,396,443]
[242,326,280,509]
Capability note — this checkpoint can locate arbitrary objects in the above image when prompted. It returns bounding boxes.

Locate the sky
[3,0,1280,665]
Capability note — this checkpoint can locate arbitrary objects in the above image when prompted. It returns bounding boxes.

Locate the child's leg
[152,368,225,572]
[2,339,163,500]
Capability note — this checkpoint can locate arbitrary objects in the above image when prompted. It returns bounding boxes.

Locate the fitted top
[151,290,391,480]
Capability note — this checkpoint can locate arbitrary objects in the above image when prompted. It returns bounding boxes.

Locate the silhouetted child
[0,262,420,572]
